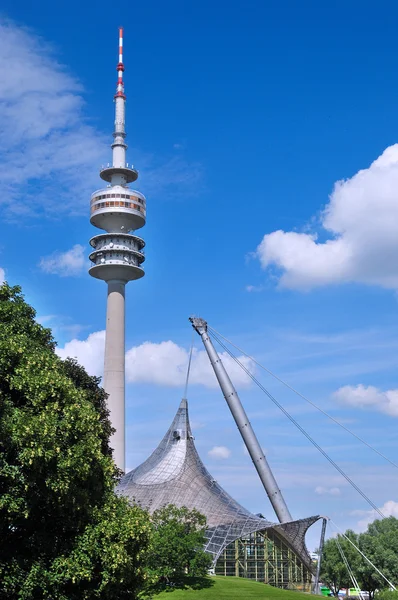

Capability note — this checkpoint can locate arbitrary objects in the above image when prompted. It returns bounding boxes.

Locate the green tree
[320,531,361,595]
[358,517,398,598]
[320,519,398,600]
[148,504,212,584]
[0,283,151,600]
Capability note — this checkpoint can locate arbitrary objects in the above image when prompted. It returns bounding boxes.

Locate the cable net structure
[117,398,320,583]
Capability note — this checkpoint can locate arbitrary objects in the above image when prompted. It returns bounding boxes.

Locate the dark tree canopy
[0,284,151,600]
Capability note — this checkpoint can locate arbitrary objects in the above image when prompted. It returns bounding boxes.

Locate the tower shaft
[113,95,126,169]
[190,317,292,523]
[103,280,126,471]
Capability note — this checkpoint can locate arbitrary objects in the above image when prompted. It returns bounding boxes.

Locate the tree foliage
[0,284,152,599]
[359,518,398,597]
[320,518,398,599]
[147,504,212,584]
[320,531,361,595]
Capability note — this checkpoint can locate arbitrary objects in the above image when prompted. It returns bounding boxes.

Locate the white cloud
[56,333,254,388]
[355,500,398,531]
[0,268,5,285]
[0,20,202,220]
[60,323,89,339]
[208,446,231,459]
[55,330,105,376]
[315,486,341,496]
[255,145,398,290]
[125,341,254,388]
[333,384,398,417]
[37,314,57,325]
[0,20,106,219]
[39,244,86,277]
[245,284,264,293]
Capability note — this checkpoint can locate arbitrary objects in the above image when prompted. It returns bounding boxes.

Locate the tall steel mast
[190,317,292,523]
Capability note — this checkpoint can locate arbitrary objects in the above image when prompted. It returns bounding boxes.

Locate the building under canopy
[118,399,320,589]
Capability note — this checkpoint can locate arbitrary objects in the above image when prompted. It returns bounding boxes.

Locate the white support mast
[190,317,292,523]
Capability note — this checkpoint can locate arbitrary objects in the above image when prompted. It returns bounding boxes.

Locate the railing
[99,163,137,171]
[89,232,145,247]
[90,247,145,257]
[91,194,143,202]
[90,257,143,267]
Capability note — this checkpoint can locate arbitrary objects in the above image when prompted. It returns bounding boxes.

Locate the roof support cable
[330,519,397,591]
[207,325,398,471]
[208,330,386,520]
[183,332,194,400]
[335,535,365,600]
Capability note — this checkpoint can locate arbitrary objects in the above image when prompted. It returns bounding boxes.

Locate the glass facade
[90,200,143,214]
[215,529,313,591]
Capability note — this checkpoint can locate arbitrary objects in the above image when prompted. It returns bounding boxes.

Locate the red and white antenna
[119,26,123,63]
[115,26,126,100]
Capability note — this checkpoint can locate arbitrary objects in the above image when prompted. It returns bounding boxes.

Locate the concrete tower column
[103,280,126,472]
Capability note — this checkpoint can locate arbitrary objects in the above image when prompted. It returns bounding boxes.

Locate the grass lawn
[152,576,311,599]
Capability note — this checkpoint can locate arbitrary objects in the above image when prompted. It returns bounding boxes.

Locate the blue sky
[1,0,398,550]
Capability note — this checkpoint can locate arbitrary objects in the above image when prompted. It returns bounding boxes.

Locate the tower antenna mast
[190,317,292,523]
[88,28,147,472]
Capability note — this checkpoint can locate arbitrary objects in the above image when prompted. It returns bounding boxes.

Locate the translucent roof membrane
[117,399,320,566]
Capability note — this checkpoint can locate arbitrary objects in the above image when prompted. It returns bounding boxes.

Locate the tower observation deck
[89,28,145,472]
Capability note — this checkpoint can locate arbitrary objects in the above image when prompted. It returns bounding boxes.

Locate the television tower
[89,28,146,472]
